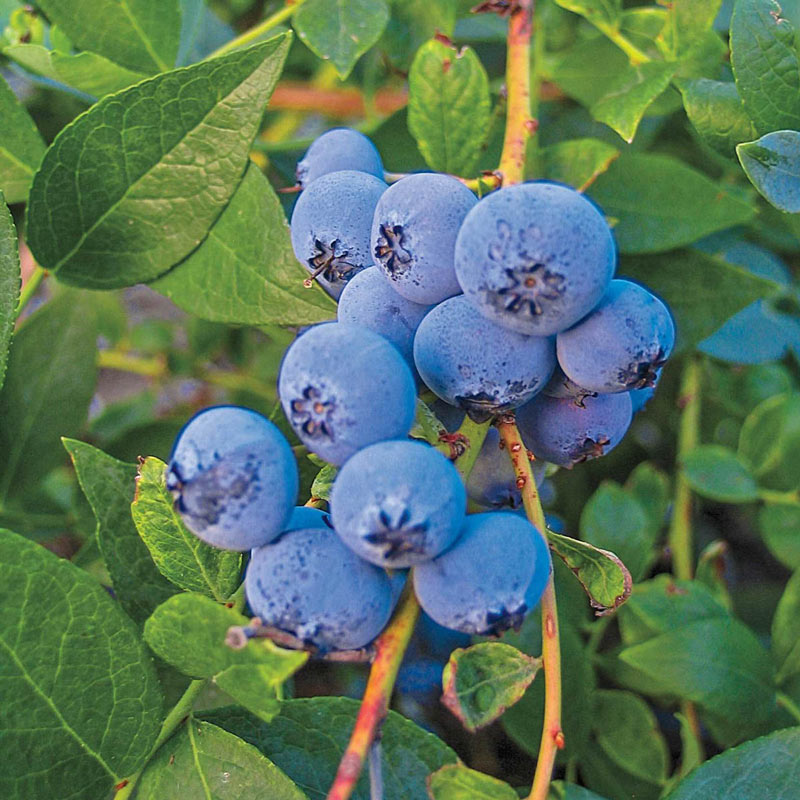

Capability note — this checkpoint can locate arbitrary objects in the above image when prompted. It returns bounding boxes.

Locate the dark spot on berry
[306,238,359,287]
[619,348,668,389]
[570,436,610,465]
[484,603,528,635]
[374,224,413,277]
[291,386,336,439]
[364,506,429,560]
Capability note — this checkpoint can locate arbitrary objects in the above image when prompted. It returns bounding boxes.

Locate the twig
[368,739,384,800]
[496,414,563,800]
[210,0,307,59]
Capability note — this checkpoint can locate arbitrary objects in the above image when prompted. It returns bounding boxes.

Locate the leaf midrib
[118,0,170,73]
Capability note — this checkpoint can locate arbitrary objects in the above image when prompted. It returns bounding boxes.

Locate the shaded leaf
[144,593,307,679]
[131,457,242,600]
[0,291,97,502]
[294,0,389,79]
[380,0,457,71]
[589,154,755,253]
[26,34,291,289]
[695,540,733,611]
[664,727,800,799]
[730,0,800,135]
[408,37,491,176]
[35,0,181,74]
[738,130,800,213]
[0,528,162,800]
[152,163,334,325]
[549,783,611,800]
[64,438,176,626]
[0,74,46,203]
[759,501,800,570]
[681,444,759,503]
[427,764,518,800]
[554,0,620,30]
[551,35,629,109]
[215,665,283,724]
[659,0,723,56]
[624,462,669,540]
[203,698,458,800]
[772,569,800,683]
[138,720,305,800]
[441,642,541,732]
[0,196,20,390]
[620,248,779,351]
[539,138,620,192]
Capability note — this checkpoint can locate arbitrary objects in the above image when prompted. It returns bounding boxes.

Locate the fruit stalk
[497,0,535,185]
[496,415,563,800]
[326,585,421,800]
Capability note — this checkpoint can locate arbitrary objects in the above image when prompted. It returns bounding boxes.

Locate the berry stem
[497,0,534,186]
[436,416,492,479]
[496,414,562,800]
[210,0,307,59]
[326,585,420,800]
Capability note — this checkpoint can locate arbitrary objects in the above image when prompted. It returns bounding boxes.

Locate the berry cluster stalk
[496,415,563,800]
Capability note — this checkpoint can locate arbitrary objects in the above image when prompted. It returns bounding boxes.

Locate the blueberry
[278,322,416,465]
[630,384,656,414]
[413,294,556,420]
[455,182,615,336]
[556,279,675,393]
[516,392,633,468]
[290,170,387,298]
[413,511,551,635]
[296,128,383,189]
[337,266,432,370]
[466,426,545,509]
[329,440,466,567]
[245,526,393,651]
[166,406,298,551]
[371,173,478,304]
[285,505,332,532]
[541,364,598,407]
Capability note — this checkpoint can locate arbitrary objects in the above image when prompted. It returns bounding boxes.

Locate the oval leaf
[408,36,491,176]
[427,764,519,800]
[771,569,800,684]
[0,196,20,391]
[540,138,620,192]
[26,34,291,289]
[759,501,800,570]
[681,444,759,503]
[738,130,800,213]
[442,642,541,732]
[0,528,162,800]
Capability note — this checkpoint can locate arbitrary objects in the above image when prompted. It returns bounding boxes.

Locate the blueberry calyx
[484,603,528,636]
[374,223,412,276]
[571,435,610,464]
[619,348,668,390]
[290,386,336,438]
[363,507,429,559]
[305,238,358,288]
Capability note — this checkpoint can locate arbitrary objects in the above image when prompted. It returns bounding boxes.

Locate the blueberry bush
[1,1,799,798]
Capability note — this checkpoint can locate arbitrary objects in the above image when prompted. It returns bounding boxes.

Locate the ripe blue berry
[166,406,298,551]
[542,364,597,407]
[290,170,387,298]
[557,279,675,393]
[296,128,383,189]
[337,266,432,370]
[371,173,478,304]
[413,512,551,635]
[516,392,633,468]
[466,427,545,509]
[413,295,556,420]
[278,322,416,465]
[455,181,615,335]
[245,527,394,651]
[285,505,331,532]
[329,440,466,567]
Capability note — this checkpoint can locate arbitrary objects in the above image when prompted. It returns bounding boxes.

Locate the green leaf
[407,37,491,176]
[214,666,283,724]
[618,618,776,740]
[131,456,242,600]
[591,690,669,785]
[427,764,518,800]
[3,44,148,98]
[730,0,800,135]
[0,73,46,204]
[546,529,632,615]
[552,35,629,109]
[203,698,458,800]
[591,61,675,143]
[681,444,759,503]
[664,727,800,800]
[441,642,541,732]
[738,130,800,213]
[152,163,335,325]
[580,481,654,581]
[539,138,620,192]
[695,540,733,611]
[677,79,757,158]
[0,196,20,390]
[294,0,389,79]
[588,153,755,253]
[739,393,800,491]
[659,0,723,56]
[625,462,669,540]
[410,398,448,445]
[772,569,800,683]
[0,291,97,502]
[310,463,337,501]
[64,439,176,626]
[554,0,620,30]
[138,720,306,800]
[26,34,292,289]
[759,501,800,570]
[380,0,457,71]
[0,528,162,799]
[549,783,610,800]
[34,0,181,74]
[620,248,779,351]
[144,593,307,679]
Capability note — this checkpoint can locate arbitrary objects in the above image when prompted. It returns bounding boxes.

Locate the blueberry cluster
[166,127,675,652]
